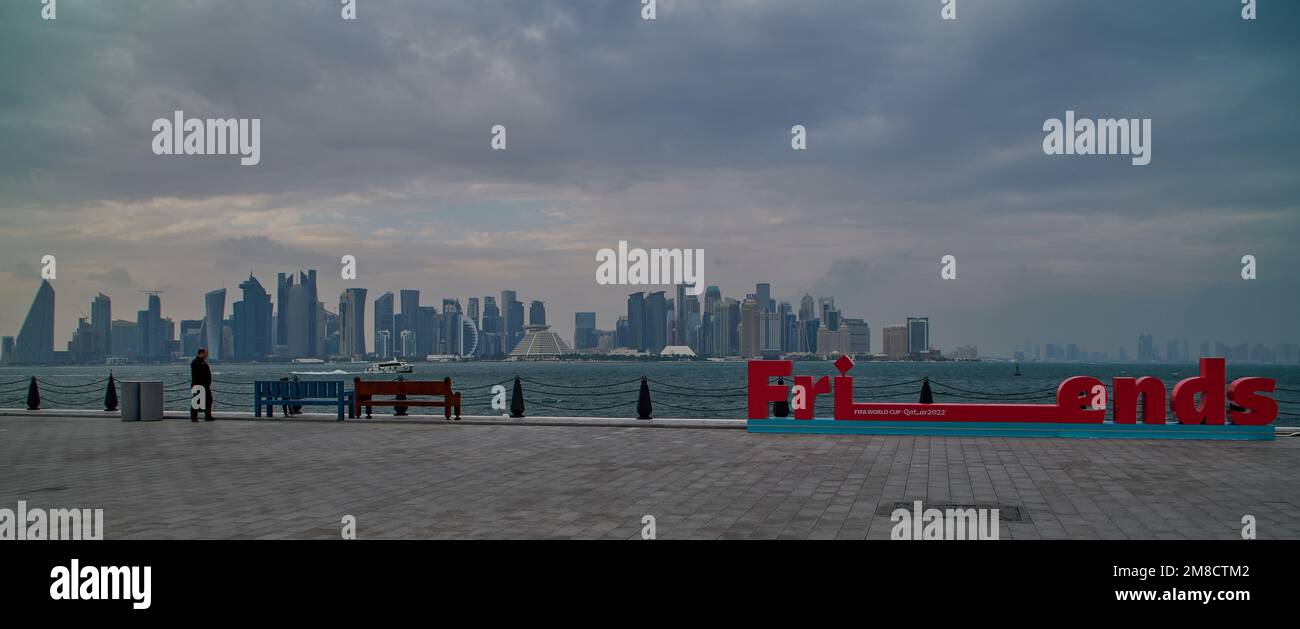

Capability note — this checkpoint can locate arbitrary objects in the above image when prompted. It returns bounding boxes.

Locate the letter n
[1112,377,1166,424]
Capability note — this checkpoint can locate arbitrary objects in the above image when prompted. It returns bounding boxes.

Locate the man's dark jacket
[190,357,212,387]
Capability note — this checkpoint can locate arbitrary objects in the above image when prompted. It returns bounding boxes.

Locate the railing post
[919,376,934,404]
[510,376,525,418]
[104,373,118,412]
[26,377,40,410]
[772,376,789,417]
[637,376,652,420]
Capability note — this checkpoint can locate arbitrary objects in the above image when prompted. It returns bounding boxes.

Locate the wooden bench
[255,380,349,421]
[353,377,461,420]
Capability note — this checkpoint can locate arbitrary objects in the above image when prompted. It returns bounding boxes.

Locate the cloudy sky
[1,0,1297,357]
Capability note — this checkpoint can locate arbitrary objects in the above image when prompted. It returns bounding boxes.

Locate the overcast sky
[1,0,1297,357]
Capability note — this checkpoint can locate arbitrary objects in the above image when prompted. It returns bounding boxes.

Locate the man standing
[190,348,215,422]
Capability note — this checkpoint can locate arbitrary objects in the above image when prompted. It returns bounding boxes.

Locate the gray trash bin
[138,381,164,421]
[120,381,141,421]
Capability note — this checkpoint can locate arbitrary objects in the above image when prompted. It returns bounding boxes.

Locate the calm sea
[3,361,1298,420]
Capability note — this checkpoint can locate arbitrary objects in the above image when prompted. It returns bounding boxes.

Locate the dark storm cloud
[0,0,1296,354]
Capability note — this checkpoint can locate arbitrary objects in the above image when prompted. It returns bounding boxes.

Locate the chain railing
[2,371,1298,421]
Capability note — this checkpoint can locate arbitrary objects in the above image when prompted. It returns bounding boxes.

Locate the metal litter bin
[138,381,164,421]
[120,381,141,421]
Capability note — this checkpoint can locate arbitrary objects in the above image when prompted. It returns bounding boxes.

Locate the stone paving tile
[0,416,1297,540]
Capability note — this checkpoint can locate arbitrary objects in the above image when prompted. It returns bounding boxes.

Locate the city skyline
[1,1,1297,358]
[4,272,1298,365]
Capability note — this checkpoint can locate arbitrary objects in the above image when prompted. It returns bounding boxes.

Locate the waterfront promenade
[2,411,1297,540]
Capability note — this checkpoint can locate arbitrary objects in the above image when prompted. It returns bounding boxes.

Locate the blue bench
[254,380,349,421]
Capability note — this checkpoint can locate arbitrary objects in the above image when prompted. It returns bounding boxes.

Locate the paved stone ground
[1,415,1297,540]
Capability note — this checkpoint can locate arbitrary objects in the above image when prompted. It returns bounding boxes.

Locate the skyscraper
[501,290,523,352]
[777,301,793,352]
[338,287,368,358]
[760,311,780,353]
[149,293,164,358]
[756,283,772,313]
[276,273,291,346]
[69,317,94,360]
[574,312,596,350]
[180,319,203,358]
[111,320,136,360]
[398,289,420,349]
[883,325,908,359]
[672,283,699,345]
[1138,333,1156,362]
[528,300,546,326]
[423,304,444,358]
[14,280,54,364]
[799,294,814,322]
[279,271,319,358]
[818,297,835,330]
[626,291,645,350]
[739,296,760,358]
[234,274,272,360]
[481,296,501,357]
[134,292,164,361]
[204,289,226,361]
[374,292,394,358]
[91,293,111,357]
[844,318,870,356]
[906,317,929,356]
[400,330,417,358]
[720,298,740,356]
[467,297,480,330]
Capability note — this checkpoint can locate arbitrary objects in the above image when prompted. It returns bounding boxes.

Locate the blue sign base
[747,419,1275,441]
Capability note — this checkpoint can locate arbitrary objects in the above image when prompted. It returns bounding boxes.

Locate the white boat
[366,361,413,374]
[292,358,325,364]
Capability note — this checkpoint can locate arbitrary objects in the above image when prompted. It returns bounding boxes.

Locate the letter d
[1171,358,1226,424]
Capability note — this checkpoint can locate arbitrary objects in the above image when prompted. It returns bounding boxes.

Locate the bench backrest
[255,380,344,398]
[354,377,454,397]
